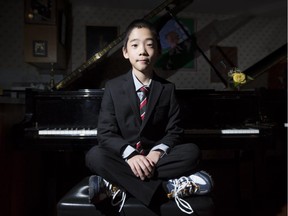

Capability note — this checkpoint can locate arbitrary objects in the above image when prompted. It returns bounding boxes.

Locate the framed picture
[25,0,56,24]
[155,17,196,71]
[86,26,118,60]
[33,40,48,57]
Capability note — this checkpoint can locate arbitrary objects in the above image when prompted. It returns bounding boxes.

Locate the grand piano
[16,0,287,151]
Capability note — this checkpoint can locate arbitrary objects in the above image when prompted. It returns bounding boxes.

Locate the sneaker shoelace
[105,181,126,212]
[169,176,199,214]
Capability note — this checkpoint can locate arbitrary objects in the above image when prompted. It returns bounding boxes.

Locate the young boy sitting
[85,19,213,214]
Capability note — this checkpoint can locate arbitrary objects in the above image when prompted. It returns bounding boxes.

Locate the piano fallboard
[24,88,104,128]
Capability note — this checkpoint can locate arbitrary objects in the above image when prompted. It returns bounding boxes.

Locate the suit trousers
[85,143,200,207]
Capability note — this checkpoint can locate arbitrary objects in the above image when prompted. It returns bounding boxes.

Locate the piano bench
[57,177,215,216]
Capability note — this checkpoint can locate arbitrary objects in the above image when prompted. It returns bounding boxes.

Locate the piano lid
[244,44,287,79]
[54,0,194,91]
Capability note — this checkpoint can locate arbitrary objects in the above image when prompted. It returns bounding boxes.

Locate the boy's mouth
[137,59,149,63]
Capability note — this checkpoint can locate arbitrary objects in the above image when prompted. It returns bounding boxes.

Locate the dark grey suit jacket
[97,71,183,155]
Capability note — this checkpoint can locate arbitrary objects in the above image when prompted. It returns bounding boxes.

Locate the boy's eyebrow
[129,38,155,43]
[129,39,139,43]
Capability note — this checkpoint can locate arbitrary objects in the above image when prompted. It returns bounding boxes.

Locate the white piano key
[221,128,259,134]
[38,128,98,136]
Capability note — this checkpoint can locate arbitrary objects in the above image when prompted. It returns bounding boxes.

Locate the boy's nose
[139,45,148,55]
[139,50,148,56]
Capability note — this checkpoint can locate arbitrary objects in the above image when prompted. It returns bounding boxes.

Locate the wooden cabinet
[24,24,66,69]
[24,0,67,69]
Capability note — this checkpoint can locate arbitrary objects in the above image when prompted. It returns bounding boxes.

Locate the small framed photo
[33,40,48,57]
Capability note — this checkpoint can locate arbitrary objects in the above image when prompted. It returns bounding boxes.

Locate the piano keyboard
[38,128,98,136]
[221,128,259,134]
[184,128,260,135]
[38,128,259,137]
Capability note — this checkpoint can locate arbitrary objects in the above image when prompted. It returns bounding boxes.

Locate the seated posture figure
[86,19,213,215]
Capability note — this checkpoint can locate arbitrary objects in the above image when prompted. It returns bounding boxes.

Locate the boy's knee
[85,146,100,170]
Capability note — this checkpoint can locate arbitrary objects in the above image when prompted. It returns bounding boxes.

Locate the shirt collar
[132,72,151,91]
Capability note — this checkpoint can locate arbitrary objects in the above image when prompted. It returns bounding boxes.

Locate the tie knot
[139,86,149,95]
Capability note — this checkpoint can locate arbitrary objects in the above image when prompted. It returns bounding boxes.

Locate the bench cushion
[57,177,215,216]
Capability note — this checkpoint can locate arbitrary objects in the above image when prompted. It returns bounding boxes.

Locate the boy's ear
[122,47,129,59]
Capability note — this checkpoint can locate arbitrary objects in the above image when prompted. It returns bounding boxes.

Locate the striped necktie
[139,86,149,121]
[136,86,149,155]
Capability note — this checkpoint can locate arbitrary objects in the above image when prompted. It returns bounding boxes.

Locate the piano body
[19,88,285,150]
[17,0,286,151]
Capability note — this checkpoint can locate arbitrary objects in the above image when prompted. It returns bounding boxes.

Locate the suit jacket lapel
[122,71,164,130]
[141,77,163,128]
[123,72,142,126]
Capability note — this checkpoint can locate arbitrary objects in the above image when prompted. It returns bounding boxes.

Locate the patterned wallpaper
[0,0,286,90]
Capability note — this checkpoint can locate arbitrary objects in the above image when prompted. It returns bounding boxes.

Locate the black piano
[18,88,285,151]
[16,0,286,151]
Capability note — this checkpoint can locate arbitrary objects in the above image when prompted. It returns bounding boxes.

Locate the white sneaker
[166,170,213,214]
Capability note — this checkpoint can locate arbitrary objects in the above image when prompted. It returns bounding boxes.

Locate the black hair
[123,19,161,52]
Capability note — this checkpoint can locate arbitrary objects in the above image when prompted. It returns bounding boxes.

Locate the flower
[228,67,253,88]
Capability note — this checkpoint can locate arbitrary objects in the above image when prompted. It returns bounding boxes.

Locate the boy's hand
[146,150,162,165]
[127,155,155,180]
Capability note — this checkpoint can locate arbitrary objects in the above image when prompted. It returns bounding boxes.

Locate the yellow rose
[232,72,246,84]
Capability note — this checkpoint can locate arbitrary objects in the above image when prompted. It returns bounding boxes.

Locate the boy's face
[122,27,159,75]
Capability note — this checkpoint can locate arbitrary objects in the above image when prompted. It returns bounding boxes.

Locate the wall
[0,0,63,90]
[0,0,286,90]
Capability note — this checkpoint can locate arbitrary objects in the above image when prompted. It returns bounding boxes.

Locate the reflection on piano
[15,0,286,151]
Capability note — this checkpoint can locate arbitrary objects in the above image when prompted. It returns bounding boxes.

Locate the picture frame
[86,25,118,60]
[155,17,196,71]
[33,40,48,57]
[25,0,56,25]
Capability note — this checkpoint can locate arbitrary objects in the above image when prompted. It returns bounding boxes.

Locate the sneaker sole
[88,175,101,203]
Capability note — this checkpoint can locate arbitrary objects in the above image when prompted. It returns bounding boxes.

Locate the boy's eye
[131,44,138,48]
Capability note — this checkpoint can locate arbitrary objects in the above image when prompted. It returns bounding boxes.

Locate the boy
[85,19,213,214]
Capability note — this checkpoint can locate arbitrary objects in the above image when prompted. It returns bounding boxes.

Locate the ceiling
[71,0,287,16]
